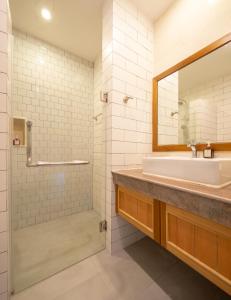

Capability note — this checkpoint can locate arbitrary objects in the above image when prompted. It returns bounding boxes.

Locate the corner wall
[102,0,154,253]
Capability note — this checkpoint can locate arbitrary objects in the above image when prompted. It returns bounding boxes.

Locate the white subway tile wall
[182,74,231,143]
[12,31,94,229]
[103,0,154,253]
[0,0,9,298]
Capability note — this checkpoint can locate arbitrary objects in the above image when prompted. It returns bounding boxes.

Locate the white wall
[12,30,94,229]
[154,0,231,76]
[0,0,10,298]
[103,0,154,253]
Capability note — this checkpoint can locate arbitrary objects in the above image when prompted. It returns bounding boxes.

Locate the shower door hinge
[99,220,107,232]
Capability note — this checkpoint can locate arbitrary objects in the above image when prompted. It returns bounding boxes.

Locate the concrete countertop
[112,169,231,228]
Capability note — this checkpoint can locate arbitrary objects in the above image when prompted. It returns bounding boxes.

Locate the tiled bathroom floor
[12,210,105,293]
[12,237,230,300]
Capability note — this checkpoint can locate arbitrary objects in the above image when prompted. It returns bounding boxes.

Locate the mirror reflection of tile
[158,42,231,145]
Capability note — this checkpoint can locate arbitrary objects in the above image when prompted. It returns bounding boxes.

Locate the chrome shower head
[171,111,178,117]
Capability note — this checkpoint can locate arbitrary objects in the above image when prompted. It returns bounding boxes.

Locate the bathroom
[0,0,231,299]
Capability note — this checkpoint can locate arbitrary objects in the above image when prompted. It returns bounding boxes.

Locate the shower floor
[12,210,105,293]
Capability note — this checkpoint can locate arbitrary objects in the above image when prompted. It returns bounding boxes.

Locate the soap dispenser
[203,142,214,159]
[13,136,20,146]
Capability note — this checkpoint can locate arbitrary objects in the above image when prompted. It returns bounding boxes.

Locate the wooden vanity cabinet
[116,186,160,242]
[165,204,231,295]
[116,185,231,295]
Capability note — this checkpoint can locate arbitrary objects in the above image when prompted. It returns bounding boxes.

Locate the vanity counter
[112,169,231,228]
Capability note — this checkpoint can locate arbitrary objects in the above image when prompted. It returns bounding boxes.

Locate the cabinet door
[165,204,231,295]
[116,186,160,242]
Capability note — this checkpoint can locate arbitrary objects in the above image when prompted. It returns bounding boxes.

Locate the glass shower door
[11,29,106,293]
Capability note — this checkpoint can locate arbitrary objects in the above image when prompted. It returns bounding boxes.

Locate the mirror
[153,33,231,151]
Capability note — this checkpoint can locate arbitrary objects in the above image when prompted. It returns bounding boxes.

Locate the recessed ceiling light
[208,0,217,5]
[41,8,52,21]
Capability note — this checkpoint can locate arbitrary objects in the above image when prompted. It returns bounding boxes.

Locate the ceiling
[9,0,175,62]
[133,0,175,21]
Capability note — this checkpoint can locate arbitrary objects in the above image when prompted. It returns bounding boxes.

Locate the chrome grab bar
[26,120,33,165]
[27,160,89,167]
[26,121,89,167]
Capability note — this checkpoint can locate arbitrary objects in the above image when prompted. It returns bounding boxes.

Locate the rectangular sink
[143,157,231,188]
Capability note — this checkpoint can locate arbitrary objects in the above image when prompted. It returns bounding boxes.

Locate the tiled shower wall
[12,30,94,229]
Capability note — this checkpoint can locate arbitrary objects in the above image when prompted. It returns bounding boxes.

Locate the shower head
[171,111,178,117]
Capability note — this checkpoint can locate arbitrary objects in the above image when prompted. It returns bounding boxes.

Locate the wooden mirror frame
[153,33,231,152]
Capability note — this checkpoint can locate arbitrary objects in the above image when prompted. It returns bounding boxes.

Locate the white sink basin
[143,157,231,188]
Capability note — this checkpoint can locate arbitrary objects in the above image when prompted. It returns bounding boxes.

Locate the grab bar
[26,121,89,167]
[26,120,33,165]
[27,160,89,167]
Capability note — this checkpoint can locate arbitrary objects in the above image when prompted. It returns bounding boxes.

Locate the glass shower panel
[11,30,106,293]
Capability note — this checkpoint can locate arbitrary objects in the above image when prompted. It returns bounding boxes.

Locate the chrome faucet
[187,142,198,158]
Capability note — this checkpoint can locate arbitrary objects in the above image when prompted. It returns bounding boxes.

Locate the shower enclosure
[10,29,106,293]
